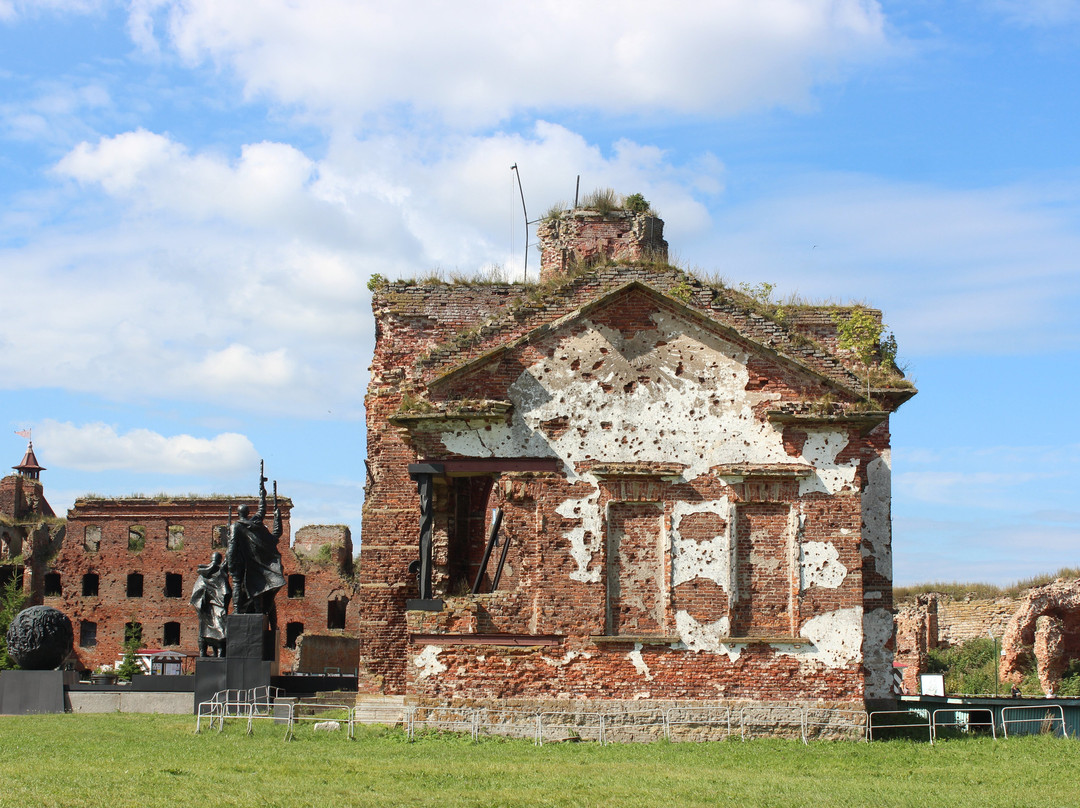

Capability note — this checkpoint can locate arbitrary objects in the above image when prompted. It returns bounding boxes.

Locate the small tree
[0,573,27,670]
[117,621,143,680]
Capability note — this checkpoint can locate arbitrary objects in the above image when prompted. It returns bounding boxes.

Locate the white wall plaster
[861,452,892,581]
[556,491,603,583]
[775,607,863,669]
[798,430,858,496]
[799,541,848,590]
[413,645,447,679]
[675,611,742,662]
[862,607,895,699]
[541,650,580,668]
[628,643,654,681]
[670,499,732,589]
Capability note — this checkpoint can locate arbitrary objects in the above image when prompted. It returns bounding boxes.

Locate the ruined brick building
[0,442,62,603]
[2,444,357,673]
[359,205,915,708]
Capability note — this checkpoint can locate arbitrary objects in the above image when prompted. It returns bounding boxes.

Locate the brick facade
[359,210,913,708]
[43,496,357,673]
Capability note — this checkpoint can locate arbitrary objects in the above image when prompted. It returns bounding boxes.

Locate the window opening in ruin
[163,621,181,646]
[288,574,306,598]
[82,573,99,597]
[79,621,97,648]
[0,530,21,560]
[167,525,184,551]
[446,477,496,595]
[285,622,303,649]
[731,502,794,637]
[212,525,227,549]
[43,571,62,597]
[128,525,145,553]
[327,594,348,630]
[605,502,665,636]
[126,572,144,598]
[164,573,182,598]
[83,525,101,552]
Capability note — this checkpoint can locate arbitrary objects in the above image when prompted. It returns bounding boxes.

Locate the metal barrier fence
[196,698,1076,745]
[931,708,996,741]
[868,709,932,743]
[1001,705,1068,739]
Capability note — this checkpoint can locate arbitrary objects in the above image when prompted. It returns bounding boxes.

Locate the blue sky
[2,1,1078,585]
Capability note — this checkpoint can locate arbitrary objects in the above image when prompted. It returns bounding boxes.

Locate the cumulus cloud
[136,0,892,126]
[35,419,258,474]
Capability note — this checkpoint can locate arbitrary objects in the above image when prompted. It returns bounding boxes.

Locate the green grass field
[1,714,1077,807]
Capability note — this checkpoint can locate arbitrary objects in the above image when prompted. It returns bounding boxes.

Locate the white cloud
[0,0,104,20]
[138,0,892,126]
[0,121,720,417]
[982,0,1080,26]
[35,419,258,474]
[697,173,1080,354]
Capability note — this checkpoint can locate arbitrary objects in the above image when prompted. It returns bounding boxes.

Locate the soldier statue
[190,551,230,656]
[226,461,286,615]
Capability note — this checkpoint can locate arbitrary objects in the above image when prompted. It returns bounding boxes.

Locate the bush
[927,638,999,695]
[0,574,27,669]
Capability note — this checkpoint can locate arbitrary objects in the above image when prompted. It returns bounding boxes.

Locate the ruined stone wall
[937,597,1017,645]
[363,267,897,703]
[537,210,667,282]
[52,497,356,672]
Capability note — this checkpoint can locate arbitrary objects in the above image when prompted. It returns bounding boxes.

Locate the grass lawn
[1,713,1077,807]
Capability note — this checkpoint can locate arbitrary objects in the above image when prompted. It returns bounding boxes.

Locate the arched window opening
[285,622,304,649]
[288,574,306,598]
[126,573,144,598]
[163,622,181,646]
[80,621,97,648]
[164,573,182,598]
[43,572,62,597]
[82,573,99,597]
[327,593,349,631]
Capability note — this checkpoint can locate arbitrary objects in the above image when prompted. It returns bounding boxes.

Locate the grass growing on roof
[1,714,1079,807]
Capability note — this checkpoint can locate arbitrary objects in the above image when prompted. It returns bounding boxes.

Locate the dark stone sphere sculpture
[5,606,73,670]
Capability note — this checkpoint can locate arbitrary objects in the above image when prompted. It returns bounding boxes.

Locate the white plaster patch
[799,541,848,590]
[862,607,895,700]
[798,429,858,496]
[675,611,742,662]
[541,651,579,668]
[777,607,863,669]
[413,645,447,679]
[556,490,603,583]
[861,453,893,581]
[442,315,793,483]
[628,643,654,681]
[670,499,732,589]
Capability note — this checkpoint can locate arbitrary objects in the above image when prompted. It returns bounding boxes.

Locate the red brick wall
[51,497,356,672]
[361,264,896,705]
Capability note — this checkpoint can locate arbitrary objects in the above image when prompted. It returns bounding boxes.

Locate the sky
[1,0,1078,586]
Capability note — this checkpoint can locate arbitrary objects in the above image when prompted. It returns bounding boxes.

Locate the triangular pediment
[429,281,862,400]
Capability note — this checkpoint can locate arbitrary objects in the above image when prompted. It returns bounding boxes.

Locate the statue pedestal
[193,614,279,713]
[0,670,78,714]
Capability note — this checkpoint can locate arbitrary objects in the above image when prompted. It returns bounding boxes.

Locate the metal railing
[196,699,1075,746]
[931,708,996,741]
[868,709,933,743]
[1001,705,1068,739]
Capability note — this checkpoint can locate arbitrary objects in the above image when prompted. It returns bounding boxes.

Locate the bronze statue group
[190,462,285,657]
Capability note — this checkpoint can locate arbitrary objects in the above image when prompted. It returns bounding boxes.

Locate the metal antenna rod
[511,164,529,282]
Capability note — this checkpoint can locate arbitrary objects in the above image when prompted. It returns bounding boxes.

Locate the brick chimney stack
[537,208,668,283]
